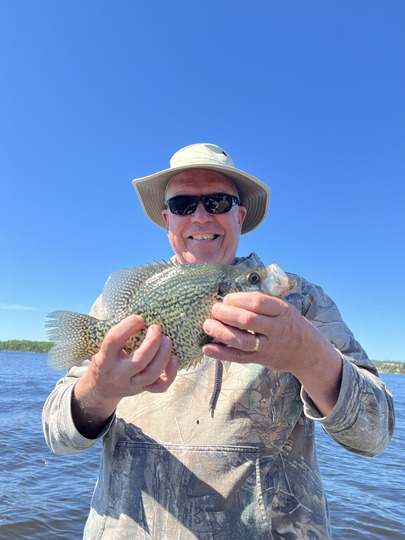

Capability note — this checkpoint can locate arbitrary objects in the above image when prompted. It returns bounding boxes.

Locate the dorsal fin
[102,260,174,315]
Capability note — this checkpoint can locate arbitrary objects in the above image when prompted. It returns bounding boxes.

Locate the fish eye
[248,272,261,285]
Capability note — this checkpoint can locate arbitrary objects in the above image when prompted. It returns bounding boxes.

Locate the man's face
[162,169,247,265]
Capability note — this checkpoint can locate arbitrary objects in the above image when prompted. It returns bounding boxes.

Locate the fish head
[232,264,296,298]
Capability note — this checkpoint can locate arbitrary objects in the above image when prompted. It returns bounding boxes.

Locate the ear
[162,209,169,229]
[238,205,247,229]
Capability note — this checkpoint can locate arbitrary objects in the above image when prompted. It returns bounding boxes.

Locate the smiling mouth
[189,234,219,240]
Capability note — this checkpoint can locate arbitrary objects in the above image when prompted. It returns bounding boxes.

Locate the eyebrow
[164,176,239,201]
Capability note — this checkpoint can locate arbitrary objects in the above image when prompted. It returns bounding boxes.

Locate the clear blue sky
[1,1,404,361]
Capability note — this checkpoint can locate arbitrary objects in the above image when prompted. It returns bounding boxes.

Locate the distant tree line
[373,360,405,374]
[0,340,54,353]
[0,341,403,372]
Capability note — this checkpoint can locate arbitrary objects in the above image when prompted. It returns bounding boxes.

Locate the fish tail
[46,310,104,370]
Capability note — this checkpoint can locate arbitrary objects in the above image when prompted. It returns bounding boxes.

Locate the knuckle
[279,300,291,316]
[240,311,257,329]
[249,292,266,311]
[132,349,150,370]
[102,331,115,349]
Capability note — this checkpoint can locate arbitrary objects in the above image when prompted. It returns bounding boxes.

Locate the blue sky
[1,1,404,361]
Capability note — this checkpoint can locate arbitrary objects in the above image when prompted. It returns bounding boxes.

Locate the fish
[46,261,296,371]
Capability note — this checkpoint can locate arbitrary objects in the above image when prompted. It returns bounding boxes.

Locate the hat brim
[132,163,270,234]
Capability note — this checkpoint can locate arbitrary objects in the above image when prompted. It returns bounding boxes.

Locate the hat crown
[170,143,236,169]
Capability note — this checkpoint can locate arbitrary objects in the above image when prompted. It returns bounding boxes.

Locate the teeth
[191,235,216,240]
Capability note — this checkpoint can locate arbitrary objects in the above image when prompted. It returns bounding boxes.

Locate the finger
[102,315,145,357]
[202,342,256,365]
[131,334,173,385]
[203,318,261,352]
[211,302,267,334]
[213,298,289,337]
[222,292,286,316]
[129,324,168,373]
[143,355,179,393]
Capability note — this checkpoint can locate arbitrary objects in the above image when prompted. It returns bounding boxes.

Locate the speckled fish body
[46,261,296,371]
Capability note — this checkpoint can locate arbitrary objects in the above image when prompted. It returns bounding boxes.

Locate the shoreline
[1,343,404,374]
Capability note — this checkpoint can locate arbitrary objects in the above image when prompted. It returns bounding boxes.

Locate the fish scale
[46,261,296,371]
[127,269,220,362]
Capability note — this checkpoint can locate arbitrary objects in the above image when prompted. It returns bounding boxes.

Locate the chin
[189,256,218,264]
[185,253,235,265]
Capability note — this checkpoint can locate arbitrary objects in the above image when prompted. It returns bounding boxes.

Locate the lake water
[0,351,403,539]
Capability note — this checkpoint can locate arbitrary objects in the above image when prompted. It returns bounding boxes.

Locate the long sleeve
[305,357,395,456]
[287,274,395,456]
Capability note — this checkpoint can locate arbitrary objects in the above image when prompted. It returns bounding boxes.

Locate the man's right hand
[71,315,178,438]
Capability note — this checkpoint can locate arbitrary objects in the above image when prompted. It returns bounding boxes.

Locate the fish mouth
[188,234,220,241]
[263,263,297,297]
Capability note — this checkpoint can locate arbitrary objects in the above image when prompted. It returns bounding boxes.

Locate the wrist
[71,367,119,438]
[294,341,343,417]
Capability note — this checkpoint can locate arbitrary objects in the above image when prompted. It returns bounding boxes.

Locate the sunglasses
[165,193,240,216]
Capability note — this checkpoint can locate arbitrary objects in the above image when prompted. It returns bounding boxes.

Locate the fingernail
[171,355,178,366]
[204,321,212,334]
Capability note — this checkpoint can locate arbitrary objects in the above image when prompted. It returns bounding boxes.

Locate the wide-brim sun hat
[132,143,271,234]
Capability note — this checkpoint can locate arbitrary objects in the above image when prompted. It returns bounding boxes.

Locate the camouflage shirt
[42,253,395,539]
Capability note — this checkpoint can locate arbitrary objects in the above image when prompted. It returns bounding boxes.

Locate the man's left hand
[202,292,343,416]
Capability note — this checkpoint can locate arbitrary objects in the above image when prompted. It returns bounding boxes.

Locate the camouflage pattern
[42,253,395,539]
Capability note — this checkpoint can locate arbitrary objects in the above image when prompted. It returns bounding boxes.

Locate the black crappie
[46,261,296,371]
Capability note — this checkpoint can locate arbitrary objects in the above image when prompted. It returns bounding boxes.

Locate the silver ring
[252,335,260,352]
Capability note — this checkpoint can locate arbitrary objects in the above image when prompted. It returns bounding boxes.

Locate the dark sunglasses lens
[168,195,198,215]
[204,194,232,213]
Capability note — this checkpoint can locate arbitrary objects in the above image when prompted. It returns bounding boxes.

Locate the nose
[191,201,213,223]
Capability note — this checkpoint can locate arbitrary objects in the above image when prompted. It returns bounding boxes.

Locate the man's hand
[72,315,178,438]
[202,292,342,416]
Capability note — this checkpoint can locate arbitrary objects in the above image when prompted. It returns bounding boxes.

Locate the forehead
[166,168,238,197]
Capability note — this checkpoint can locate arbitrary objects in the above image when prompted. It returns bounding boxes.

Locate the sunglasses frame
[165,193,240,216]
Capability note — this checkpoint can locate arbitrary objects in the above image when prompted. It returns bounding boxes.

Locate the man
[43,143,395,539]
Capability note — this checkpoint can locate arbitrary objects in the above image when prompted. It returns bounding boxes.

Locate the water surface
[0,352,403,539]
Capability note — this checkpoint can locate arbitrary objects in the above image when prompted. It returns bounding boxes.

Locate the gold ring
[252,335,260,352]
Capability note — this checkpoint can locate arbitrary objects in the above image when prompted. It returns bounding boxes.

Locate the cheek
[224,214,243,239]
[167,228,178,246]
[166,219,186,247]
[164,213,179,234]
